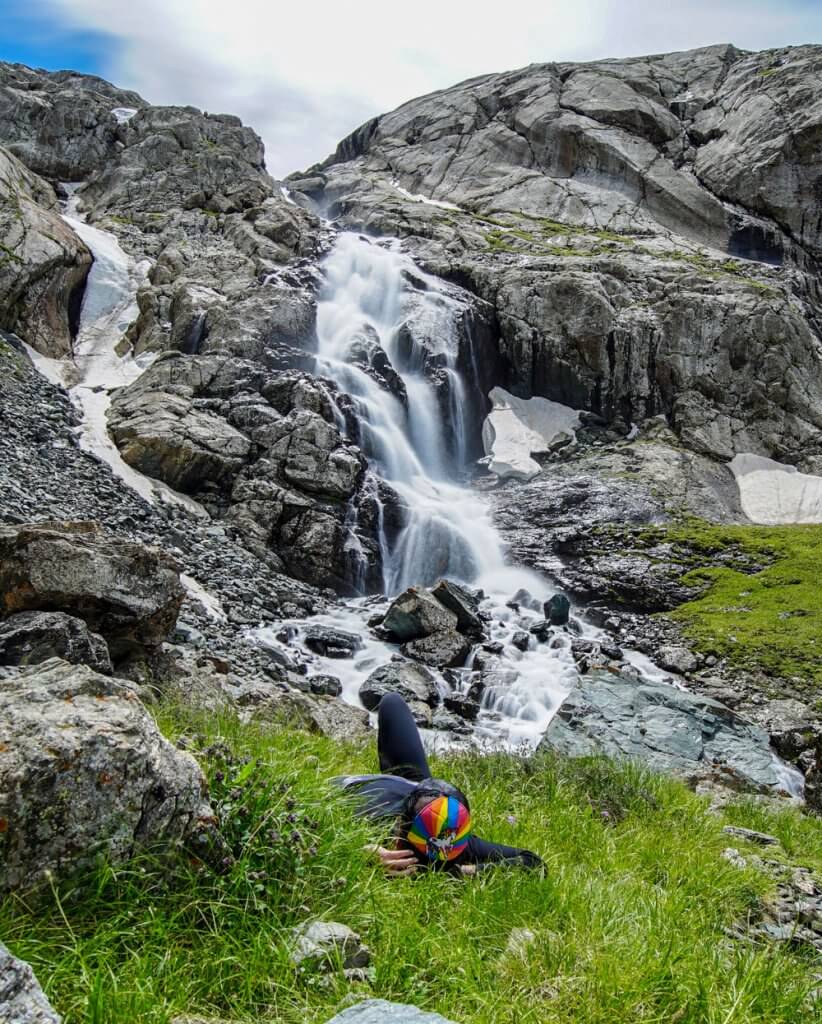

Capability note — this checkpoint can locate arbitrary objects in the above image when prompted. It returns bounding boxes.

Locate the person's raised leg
[377,692,431,782]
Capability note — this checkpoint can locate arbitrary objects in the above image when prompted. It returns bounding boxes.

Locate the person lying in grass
[336,692,543,877]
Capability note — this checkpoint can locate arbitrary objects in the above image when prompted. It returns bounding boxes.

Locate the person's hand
[364,843,419,877]
[459,863,477,877]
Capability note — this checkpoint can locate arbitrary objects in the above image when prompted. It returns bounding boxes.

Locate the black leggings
[377,693,431,782]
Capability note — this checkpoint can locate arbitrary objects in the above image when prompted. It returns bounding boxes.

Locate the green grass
[2,704,820,1024]
[662,521,822,691]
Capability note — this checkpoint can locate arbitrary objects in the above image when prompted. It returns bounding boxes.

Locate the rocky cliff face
[291,43,822,472]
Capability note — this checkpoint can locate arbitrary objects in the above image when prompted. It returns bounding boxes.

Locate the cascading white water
[315,232,509,595]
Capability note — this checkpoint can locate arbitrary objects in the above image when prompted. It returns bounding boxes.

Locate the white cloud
[42,0,822,176]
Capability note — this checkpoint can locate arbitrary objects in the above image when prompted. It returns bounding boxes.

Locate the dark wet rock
[540,671,788,793]
[443,694,480,721]
[544,593,571,626]
[741,698,821,761]
[381,587,458,643]
[309,674,343,697]
[401,630,471,669]
[431,708,473,735]
[0,940,61,1024]
[359,661,440,711]
[302,626,363,659]
[0,521,184,660]
[0,609,112,674]
[0,658,219,892]
[430,579,485,638]
[510,589,542,613]
[511,630,531,652]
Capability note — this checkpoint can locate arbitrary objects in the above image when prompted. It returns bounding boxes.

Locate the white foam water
[261,231,585,747]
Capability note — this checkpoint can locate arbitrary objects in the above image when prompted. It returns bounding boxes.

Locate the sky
[1,0,820,177]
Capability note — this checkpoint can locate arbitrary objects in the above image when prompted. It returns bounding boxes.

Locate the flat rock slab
[323,1000,458,1024]
[540,671,786,793]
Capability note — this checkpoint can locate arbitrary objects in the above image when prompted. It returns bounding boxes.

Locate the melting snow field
[481,387,581,481]
[22,189,208,515]
[731,453,822,525]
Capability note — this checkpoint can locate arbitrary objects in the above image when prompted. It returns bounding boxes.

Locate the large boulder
[0,659,218,891]
[540,672,790,793]
[0,941,61,1024]
[359,661,441,711]
[0,522,184,658]
[0,610,112,674]
[0,146,91,357]
[382,588,458,643]
[107,390,252,494]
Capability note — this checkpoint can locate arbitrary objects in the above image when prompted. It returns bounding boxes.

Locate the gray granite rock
[0,610,112,674]
[322,1001,458,1024]
[0,941,61,1024]
[0,658,218,891]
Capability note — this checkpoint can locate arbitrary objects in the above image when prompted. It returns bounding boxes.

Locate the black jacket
[333,773,543,870]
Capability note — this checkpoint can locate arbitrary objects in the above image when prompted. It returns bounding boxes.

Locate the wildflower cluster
[201,740,324,908]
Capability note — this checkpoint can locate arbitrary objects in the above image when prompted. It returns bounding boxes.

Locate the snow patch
[181,574,228,622]
[391,181,460,211]
[731,453,822,524]
[481,387,580,481]
[111,107,138,124]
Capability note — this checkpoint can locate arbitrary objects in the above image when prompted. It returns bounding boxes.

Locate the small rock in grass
[722,825,780,847]
[291,920,370,971]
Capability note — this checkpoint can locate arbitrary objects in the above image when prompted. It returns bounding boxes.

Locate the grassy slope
[2,705,821,1024]
[660,522,822,697]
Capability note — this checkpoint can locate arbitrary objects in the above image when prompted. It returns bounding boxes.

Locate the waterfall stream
[259,232,583,747]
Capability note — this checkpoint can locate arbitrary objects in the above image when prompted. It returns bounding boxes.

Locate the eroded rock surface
[0,658,217,891]
[540,671,787,793]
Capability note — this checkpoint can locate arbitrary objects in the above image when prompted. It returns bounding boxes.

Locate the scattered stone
[656,645,699,675]
[544,593,571,626]
[309,674,343,697]
[443,694,480,721]
[721,847,748,870]
[510,631,530,652]
[291,920,370,971]
[722,826,780,847]
[430,579,485,637]
[0,941,61,1024]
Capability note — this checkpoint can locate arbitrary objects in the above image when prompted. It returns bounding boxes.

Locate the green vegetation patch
[661,521,822,690]
[1,704,820,1023]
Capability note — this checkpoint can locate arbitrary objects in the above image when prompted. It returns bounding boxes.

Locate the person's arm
[460,835,543,872]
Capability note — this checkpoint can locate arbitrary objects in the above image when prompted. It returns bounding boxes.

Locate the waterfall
[315,232,506,595]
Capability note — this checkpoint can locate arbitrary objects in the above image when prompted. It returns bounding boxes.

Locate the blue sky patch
[0,2,112,76]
